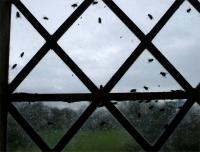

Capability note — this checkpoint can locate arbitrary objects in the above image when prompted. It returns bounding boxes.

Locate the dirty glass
[7,0,200,151]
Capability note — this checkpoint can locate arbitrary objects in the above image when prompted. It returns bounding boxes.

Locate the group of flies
[13,1,189,129]
[13,1,192,71]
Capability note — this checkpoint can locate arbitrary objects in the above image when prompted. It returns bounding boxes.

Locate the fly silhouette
[175,90,184,93]
[99,121,107,127]
[143,86,149,90]
[120,36,123,39]
[71,3,78,8]
[148,58,154,63]
[137,112,141,118]
[93,1,98,5]
[100,85,103,89]
[98,17,102,24]
[20,52,24,58]
[154,100,158,103]
[12,64,17,70]
[145,100,151,103]
[148,14,153,20]
[130,89,136,93]
[149,105,154,109]
[47,121,54,126]
[16,11,20,18]
[187,8,191,13]
[138,100,143,103]
[112,101,118,105]
[160,108,165,112]
[43,16,49,20]
[160,72,167,78]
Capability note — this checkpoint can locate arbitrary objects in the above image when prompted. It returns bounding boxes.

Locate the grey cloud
[10,0,200,96]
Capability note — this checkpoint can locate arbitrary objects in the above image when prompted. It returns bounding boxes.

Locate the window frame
[0,0,200,151]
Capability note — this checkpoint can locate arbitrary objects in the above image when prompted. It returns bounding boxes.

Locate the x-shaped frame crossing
[8,0,200,151]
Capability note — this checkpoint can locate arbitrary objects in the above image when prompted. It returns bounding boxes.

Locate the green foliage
[7,101,200,151]
[7,114,34,151]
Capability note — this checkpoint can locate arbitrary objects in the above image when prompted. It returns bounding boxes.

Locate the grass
[64,129,138,152]
[11,129,140,152]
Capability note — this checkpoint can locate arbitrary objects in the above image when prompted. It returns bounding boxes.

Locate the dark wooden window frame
[1,0,200,151]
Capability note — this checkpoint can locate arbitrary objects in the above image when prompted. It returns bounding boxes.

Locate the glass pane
[153,1,200,88]
[7,113,41,152]
[8,0,200,151]
[14,51,90,93]
[58,0,140,87]
[111,50,184,92]
[12,101,89,148]
[162,103,200,151]
[9,5,45,83]
[21,0,84,34]
[115,99,186,144]
[114,0,175,34]
[64,107,141,151]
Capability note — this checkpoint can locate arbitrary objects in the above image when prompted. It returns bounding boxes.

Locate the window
[1,0,200,151]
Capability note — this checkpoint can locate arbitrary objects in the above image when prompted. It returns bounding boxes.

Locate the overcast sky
[9,0,200,102]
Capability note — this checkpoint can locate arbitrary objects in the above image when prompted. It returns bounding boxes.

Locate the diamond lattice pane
[114,0,175,34]
[9,5,45,83]
[162,103,200,151]
[63,107,142,151]
[12,101,90,148]
[153,1,200,87]
[14,51,90,93]
[20,0,84,34]
[7,113,41,152]
[58,0,140,87]
[115,99,186,144]
[111,50,184,93]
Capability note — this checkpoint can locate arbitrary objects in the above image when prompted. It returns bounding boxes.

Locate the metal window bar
[0,0,199,151]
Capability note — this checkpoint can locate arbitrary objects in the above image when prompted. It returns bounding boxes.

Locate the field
[13,129,140,152]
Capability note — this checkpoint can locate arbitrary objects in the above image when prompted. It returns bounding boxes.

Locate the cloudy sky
[9,0,200,100]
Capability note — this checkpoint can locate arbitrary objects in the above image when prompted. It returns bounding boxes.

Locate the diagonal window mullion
[188,0,200,14]
[52,44,99,92]
[52,0,94,41]
[9,43,50,93]
[12,0,50,41]
[103,101,152,150]
[12,0,94,42]
[103,0,185,92]
[152,83,200,150]
[153,99,195,151]
[7,0,200,151]
[147,43,193,92]
[103,0,193,93]
[8,103,51,151]
[53,101,99,152]
[9,0,53,93]
[147,0,185,40]
[10,0,98,93]
[102,0,146,41]
[104,42,146,92]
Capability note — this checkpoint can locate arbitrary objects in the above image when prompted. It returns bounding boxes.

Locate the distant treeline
[7,100,200,151]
